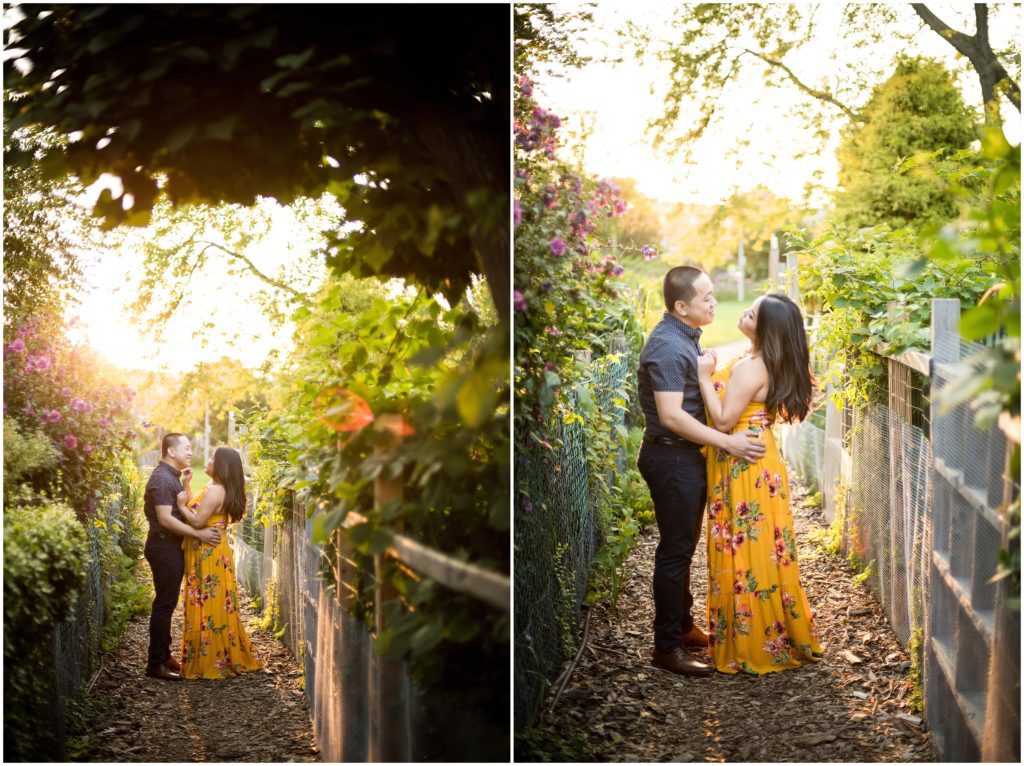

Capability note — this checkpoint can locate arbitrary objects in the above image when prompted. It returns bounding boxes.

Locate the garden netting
[514,348,637,731]
[781,333,1020,762]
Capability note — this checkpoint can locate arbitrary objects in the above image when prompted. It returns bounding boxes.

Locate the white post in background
[228,410,235,447]
[769,233,780,284]
[204,399,210,463]
[737,230,746,301]
[786,252,799,301]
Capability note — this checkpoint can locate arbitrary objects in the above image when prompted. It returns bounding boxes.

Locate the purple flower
[513,290,527,312]
[71,397,88,413]
[546,326,563,337]
[518,75,533,98]
[523,498,534,513]
[29,354,51,372]
[83,444,94,457]
[540,279,553,292]
[6,339,25,354]
[45,409,62,424]
[542,184,558,209]
[514,199,522,228]
[62,387,72,397]
[612,263,625,277]
[549,237,567,256]
[642,245,658,261]
[99,417,111,428]
[64,434,78,450]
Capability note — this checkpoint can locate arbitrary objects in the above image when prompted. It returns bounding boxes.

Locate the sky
[67,188,342,374]
[535,2,1022,207]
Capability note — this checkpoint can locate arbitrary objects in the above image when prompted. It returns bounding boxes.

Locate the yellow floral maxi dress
[180,486,263,679]
[706,359,823,674]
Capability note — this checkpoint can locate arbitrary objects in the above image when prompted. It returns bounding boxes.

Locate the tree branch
[910,4,977,57]
[195,240,307,299]
[912,3,1020,113]
[974,3,989,47]
[740,48,860,122]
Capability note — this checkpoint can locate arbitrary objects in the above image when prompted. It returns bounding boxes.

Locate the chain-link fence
[232,496,508,762]
[514,347,637,731]
[781,299,1020,762]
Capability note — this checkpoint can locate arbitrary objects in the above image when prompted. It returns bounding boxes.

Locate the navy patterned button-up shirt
[637,312,706,438]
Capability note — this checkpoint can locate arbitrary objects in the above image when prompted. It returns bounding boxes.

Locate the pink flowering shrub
[3,313,137,516]
[513,76,646,440]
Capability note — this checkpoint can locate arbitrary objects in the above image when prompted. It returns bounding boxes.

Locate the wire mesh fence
[233,495,508,762]
[514,347,637,731]
[781,300,1020,762]
[927,329,1019,762]
[38,499,126,754]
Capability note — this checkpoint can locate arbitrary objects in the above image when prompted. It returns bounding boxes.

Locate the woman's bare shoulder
[731,354,767,377]
[204,483,226,499]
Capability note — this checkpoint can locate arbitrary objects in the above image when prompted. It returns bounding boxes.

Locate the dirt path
[537,480,938,762]
[69,564,319,763]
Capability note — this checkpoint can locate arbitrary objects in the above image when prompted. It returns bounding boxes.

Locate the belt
[643,434,702,451]
[147,529,182,542]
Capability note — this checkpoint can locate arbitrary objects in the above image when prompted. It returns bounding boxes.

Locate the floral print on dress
[705,356,823,674]
[179,486,263,680]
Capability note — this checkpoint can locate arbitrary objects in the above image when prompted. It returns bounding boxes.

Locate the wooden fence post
[785,252,799,302]
[930,299,960,365]
[372,413,409,762]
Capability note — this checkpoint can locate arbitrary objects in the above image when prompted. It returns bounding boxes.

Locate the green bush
[3,415,59,497]
[4,500,89,761]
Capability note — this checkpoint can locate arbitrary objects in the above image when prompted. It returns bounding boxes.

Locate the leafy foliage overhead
[4,4,509,316]
[638,3,1019,156]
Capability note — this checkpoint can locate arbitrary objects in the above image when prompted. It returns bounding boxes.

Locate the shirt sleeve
[646,339,692,393]
[151,473,180,508]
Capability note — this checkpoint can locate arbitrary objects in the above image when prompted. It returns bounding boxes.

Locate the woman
[697,292,823,674]
[176,447,263,680]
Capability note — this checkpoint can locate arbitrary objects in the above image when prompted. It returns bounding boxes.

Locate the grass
[622,256,748,349]
[189,457,211,493]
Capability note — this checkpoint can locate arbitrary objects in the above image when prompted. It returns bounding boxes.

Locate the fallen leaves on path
[533,479,937,762]
[68,564,319,763]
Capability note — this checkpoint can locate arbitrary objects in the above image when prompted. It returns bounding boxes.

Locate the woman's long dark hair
[754,293,814,424]
[211,447,247,522]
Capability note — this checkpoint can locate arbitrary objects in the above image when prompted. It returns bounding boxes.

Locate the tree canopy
[4,4,509,320]
[834,56,978,230]
[639,3,1019,158]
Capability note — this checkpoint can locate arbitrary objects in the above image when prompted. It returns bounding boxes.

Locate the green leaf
[960,304,1002,340]
[456,368,499,429]
[276,48,316,70]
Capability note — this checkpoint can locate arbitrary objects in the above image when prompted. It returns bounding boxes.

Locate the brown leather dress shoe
[145,663,182,681]
[652,646,712,677]
[681,626,710,648]
[165,657,181,672]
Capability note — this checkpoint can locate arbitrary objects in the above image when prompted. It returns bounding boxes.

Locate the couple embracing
[142,433,262,681]
[637,266,822,677]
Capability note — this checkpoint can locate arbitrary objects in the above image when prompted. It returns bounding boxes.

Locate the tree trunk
[412,117,509,327]
[911,4,1021,123]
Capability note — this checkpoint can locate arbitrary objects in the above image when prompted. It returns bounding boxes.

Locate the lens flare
[314,387,375,432]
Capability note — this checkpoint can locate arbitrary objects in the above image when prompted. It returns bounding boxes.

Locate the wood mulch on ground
[536,479,938,763]
[69,565,320,763]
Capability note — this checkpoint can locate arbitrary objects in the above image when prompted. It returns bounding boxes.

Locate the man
[637,266,767,676]
[143,433,221,681]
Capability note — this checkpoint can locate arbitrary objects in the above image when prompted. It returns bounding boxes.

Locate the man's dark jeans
[637,441,708,654]
[144,534,184,668]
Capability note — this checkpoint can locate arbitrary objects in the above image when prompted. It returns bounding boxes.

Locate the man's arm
[653,391,766,461]
[155,504,221,545]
